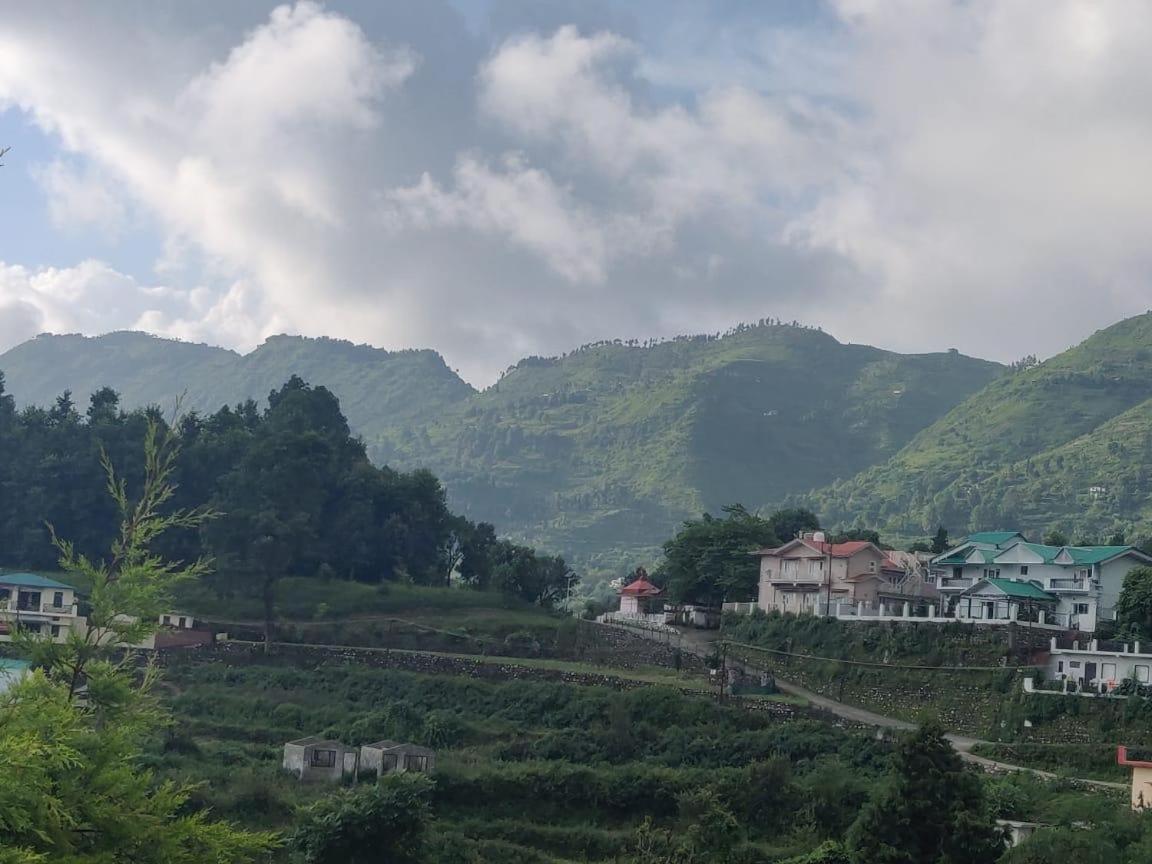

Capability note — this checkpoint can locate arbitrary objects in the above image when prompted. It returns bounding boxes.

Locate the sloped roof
[0,572,75,590]
[756,539,877,559]
[966,578,1057,601]
[1062,546,1138,565]
[620,577,662,597]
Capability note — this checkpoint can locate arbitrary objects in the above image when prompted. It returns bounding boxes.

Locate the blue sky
[1,1,1150,384]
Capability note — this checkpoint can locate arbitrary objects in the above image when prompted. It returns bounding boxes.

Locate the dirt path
[618,622,1127,791]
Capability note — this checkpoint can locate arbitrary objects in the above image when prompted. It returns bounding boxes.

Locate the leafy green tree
[998,829,1118,864]
[767,508,821,544]
[781,842,851,864]
[1042,529,1069,547]
[288,776,433,864]
[1116,566,1152,640]
[0,419,275,863]
[846,723,1003,864]
[656,505,779,603]
[930,527,950,555]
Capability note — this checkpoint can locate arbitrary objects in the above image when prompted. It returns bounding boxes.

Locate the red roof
[620,577,663,597]
[755,539,876,559]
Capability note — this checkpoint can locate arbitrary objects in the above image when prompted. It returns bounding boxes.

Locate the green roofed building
[931,534,1152,632]
[0,571,83,644]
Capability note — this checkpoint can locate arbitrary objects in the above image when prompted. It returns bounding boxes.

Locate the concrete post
[929,605,936,619]
[880,603,887,617]
[1092,639,1099,652]
[857,600,864,616]
[1009,603,1018,621]
[903,601,911,618]
[1038,610,1045,625]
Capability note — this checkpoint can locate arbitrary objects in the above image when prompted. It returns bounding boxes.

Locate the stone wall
[570,620,706,671]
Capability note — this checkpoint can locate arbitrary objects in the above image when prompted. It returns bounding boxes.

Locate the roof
[1062,545,1137,565]
[620,576,662,597]
[366,741,434,755]
[0,572,76,590]
[965,531,1026,546]
[755,539,878,559]
[286,736,342,747]
[968,578,1057,602]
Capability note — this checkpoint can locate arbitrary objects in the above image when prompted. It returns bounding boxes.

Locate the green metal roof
[1062,546,1135,565]
[936,553,968,565]
[1020,543,1060,563]
[965,531,1026,546]
[979,578,1058,601]
[0,572,76,590]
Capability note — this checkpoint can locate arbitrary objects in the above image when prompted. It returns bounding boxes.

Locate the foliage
[0,418,275,863]
[1116,566,1152,640]
[655,505,780,603]
[809,312,1152,544]
[0,323,1002,568]
[287,775,433,864]
[0,376,570,611]
[845,723,1002,864]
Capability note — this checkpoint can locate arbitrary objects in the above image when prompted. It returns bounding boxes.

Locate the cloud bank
[1,1,1151,382]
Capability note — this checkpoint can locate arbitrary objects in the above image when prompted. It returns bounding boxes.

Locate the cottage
[954,578,1058,624]
[360,741,436,777]
[1044,637,1152,690]
[0,572,84,644]
[282,736,359,782]
[617,568,663,616]
[932,533,1152,631]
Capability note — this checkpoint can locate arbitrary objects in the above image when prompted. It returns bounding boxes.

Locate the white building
[0,572,85,644]
[1043,637,1152,689]
[931,533,1152,632]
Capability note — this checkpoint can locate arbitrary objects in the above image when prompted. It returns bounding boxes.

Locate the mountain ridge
[1,323,1004,568]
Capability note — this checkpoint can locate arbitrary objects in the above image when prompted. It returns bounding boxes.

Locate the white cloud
[4,1,1152,383]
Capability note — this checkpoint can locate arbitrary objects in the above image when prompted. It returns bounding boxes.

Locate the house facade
[360,741,436,777]
[932,533,1152,632]
[618,570,663,616]
[0,573,84,644]
[756,533,918,614]
[282,736,359,782]
[1044,638,1152,689]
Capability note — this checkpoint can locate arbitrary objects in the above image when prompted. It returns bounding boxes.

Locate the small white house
[359,741,436,777]
[0,572,85,644]
[617,569,663,616]
[1044,638,1152,690]
[283,736,359,783]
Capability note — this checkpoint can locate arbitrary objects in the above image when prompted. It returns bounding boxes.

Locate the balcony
[938,576,976,591]
[1048,579,1091,593]
[765,571,823,584]
[2,601,79,617]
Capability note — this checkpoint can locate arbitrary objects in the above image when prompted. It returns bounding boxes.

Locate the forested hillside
[811,312,1152,542]
[0,374,572,623]
[1,323,1001,568]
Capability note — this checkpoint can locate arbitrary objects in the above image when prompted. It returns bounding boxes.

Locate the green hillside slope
[0,324,1002,567]
[377,324,1001,565]
[810,312,1152,541]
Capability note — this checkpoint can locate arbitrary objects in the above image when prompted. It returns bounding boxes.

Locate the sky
[2,0,1151,385]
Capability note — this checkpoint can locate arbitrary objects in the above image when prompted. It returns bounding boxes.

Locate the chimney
[813,531,827,543]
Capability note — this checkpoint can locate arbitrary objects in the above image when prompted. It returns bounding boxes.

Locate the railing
[1047,579,1089,592]
[938,577,976,590]
[767,573,823,583]
[1,602,78,616]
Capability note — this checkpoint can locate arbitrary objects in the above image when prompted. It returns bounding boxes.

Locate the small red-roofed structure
[618,567,663,616]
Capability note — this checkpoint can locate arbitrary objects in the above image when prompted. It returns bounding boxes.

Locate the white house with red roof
[755,532,934,615]
[617,568,664,616]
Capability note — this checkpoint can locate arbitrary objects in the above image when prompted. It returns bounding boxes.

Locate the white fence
[721,598,1065,630]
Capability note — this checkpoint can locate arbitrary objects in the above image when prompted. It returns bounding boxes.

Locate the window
[381,754,399,773]
[310,749,337,768]
[404,755,429,772]
[1137,666,1151,683]
[1103,663,1117,681]
[984,568,1000,579]
[1069,661,1081,669]
[178,616,187,628]
[51,625,60,638]
[1074,603,1090,615]
[1020,566,1029,575]
[52,591,63,608]
[1057,661,1064,673]
[1077,568,1091,580]
[868,560,877,573]
[953,567,963,579]
[162,615,171,625]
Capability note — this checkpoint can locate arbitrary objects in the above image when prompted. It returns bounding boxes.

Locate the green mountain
[809,312,1152,542]
[0,324,1002,567]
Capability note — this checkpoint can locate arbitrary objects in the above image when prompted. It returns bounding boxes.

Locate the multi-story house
[756,532,925,614]
[0,572,84,644]
[932,533,1152,632]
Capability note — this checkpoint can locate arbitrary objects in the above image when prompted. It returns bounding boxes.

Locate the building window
[50,625,60,638]
[404,755,428,772]
[953,567,963,579]
[162,615,171,625]
[1057,661,1064,673]
[1074,603,1090,615]
[52,591,63,608]
[178,616,187,628]
[868,560,877,573]
[1069,661,1081,669]
[1020,566,1029,575]
[310,749,337,768]
[381,754,398,773]
[1137,666,1151,683]
[1103,663,1117,682]
[984,568,1000,579]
